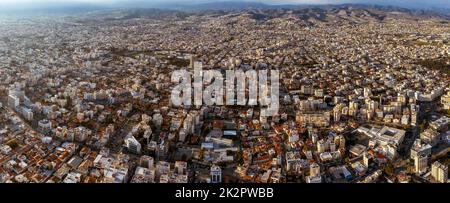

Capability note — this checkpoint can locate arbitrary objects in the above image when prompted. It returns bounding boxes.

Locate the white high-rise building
[125,134,141,154]
[317,140,326,153]
[21,107,34,121]
[364,87,372,98]
[306,163,322,183]
[311,133,318,144]
[431,161,448,183]
[363,152,369,168]
[210,165,222,183]
[8,94,19,109]
[414,155,428,175]
[38,119,52,134]
[310,163,320,177]
[410,139,432,160]
[335,135,345,149]
[329,142,336,152]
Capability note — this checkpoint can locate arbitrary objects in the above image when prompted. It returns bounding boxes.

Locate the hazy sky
[0,0,448,9]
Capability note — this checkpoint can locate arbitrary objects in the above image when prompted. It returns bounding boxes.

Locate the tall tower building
[310,163,321,177]
[414,155,428,175]
[306,163,322,183]
[210,165,222,183]
[189,55,196,69]
[431,161,448,183]
[317,140,326,153]
[339,135,346,150]
[363,152,370,168]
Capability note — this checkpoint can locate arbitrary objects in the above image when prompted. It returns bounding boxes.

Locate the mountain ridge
[0,1,449,19]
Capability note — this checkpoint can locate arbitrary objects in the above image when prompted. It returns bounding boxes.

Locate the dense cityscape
[0,4,448,183]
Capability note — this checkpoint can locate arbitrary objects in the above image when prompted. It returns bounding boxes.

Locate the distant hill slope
[163,2,450,20]
[85,4,449,23]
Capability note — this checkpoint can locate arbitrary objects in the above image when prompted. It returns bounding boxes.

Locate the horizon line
[0,1,449,13]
